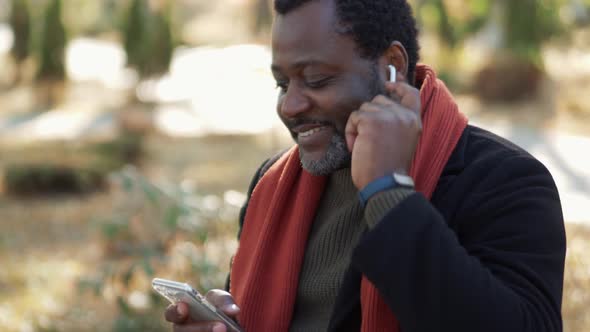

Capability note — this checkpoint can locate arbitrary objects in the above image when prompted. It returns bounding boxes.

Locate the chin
[297,131,351,175]
[299,146,351,176]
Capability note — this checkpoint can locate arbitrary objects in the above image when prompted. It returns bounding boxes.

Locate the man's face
[271,0,384,176]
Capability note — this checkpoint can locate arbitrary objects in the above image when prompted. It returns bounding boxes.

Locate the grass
[0,133,588,331]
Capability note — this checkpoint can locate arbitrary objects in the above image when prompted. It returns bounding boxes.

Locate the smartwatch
[359,173,415,208]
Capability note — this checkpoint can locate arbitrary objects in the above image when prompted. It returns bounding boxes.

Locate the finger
[384,81,415,101]
[358,101,387,113]
[385,82,420,114]
[345,110,361,152]
[371,94,395,107]
[173,322,227,332]
[205,290,240,316]
[165,303,190,324]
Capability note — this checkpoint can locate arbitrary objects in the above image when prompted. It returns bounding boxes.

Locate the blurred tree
[9,0,31,85]
[417,0,563,58]
[122,0,174,80]
[416,0,565,100]
[33,0,67,108]
[123,0,146,73]
[503,0,563,65]
[472,0,563,101]
[415,0,491,88]
[36,0,67,82]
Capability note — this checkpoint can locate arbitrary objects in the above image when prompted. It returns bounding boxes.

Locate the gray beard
[299,132,351,176]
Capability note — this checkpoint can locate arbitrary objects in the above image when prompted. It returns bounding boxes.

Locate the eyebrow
[271,60,335,73]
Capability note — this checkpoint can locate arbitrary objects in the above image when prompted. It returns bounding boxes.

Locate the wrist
[358,172,415,208]
[364,187,415,228]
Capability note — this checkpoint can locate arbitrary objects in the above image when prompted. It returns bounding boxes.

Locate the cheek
[312,88,369,129]
[276,93,285,117]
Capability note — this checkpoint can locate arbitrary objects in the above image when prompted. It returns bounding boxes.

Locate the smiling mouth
[298,126,328,138]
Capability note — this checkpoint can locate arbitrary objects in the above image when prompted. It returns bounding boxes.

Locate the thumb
[164,303,190,323]
[205,290,240,316]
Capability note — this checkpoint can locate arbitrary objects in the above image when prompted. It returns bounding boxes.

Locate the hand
[164,289,240,332]
[345,75,422,190]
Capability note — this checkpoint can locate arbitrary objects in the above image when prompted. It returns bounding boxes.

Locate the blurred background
[0,0,589,331]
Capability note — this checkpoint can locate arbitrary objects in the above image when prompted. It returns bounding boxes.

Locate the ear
[379,41,409,82]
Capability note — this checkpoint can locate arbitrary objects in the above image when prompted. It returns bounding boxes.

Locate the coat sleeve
[351,153,566,332]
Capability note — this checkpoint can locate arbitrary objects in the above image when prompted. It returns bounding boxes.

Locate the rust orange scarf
[230,65,468,331]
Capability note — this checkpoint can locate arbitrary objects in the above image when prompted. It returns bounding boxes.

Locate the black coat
[235,125,566,332]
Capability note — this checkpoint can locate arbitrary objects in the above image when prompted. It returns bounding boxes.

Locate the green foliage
[418,0,491,50]
[415,0,566,93]
[504,0,563,64]
[36,0,67,81]
[417,0,564,57]
[78,167,243,327]
[122,0,174,79]
[9,0,31,63]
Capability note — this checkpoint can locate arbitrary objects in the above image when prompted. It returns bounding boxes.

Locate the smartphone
[152,278,243,332]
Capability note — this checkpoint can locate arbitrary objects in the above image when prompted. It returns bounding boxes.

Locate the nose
[279,84,311,118]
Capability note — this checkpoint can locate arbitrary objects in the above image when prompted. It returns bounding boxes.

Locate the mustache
[285,118,334,131]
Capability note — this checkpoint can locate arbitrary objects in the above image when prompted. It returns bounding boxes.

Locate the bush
[2,134,143,196]
[3,164,105,195]
[473,54,543,102]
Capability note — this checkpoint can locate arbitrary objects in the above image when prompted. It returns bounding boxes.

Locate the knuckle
[359,102,375,112]
[356,110,369,121]
[373,94,389,104]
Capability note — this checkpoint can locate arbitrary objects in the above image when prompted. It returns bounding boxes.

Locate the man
[165,0,566,331]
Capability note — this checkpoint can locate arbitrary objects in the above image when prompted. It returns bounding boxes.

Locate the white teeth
[299,126,325,138]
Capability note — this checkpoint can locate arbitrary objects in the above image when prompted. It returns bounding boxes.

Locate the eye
[275,81,289,92]
[304,77,332,90]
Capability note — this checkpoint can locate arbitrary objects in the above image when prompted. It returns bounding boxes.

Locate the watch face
[393,173,415,187]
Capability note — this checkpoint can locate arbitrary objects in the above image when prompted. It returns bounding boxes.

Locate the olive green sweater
[289,168,413,331]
